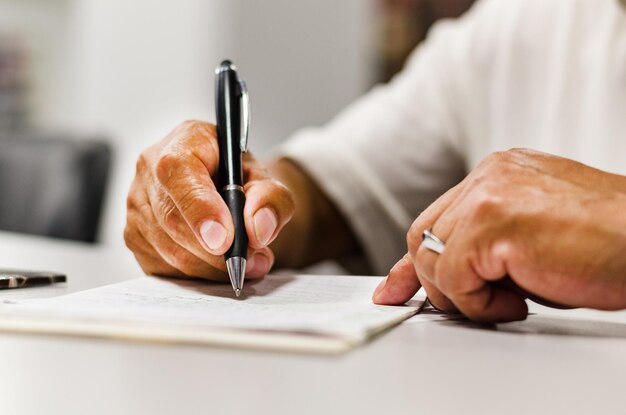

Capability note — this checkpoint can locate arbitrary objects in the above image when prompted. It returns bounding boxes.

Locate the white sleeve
[277,2,495,274]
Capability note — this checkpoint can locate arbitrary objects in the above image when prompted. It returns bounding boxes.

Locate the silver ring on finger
[422,229,446,255]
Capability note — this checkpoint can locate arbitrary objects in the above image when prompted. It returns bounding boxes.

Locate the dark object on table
[0,269,66,290]
[0,134,111,243]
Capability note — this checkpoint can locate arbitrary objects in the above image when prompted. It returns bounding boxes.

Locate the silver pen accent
[226,257,246,297]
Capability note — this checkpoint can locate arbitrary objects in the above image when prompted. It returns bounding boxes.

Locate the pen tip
[226,257,246,298]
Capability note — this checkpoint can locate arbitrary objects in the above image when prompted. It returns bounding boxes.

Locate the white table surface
[1,231,625,415]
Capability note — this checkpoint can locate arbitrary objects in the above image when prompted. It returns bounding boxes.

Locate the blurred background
[0,0,474,250]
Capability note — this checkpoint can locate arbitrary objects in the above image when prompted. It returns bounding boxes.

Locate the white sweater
[280,0,626,274]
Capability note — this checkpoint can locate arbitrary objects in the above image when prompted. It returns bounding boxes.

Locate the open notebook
[0,274,425,354]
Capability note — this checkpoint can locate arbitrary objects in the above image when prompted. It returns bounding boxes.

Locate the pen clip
[238,79,250,153]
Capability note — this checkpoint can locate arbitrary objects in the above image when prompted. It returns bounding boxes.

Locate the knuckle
[181,119,215,138]
[488,150,509,162]
[180,119,198,128]
[489,239,518,267]
[126,192,139,212]
[491,239,516,259]
[507,147,531,157]
[469,187,505,221]
[479,151,501,167]
[479,151,511,174]
[273,180,295,215]
[481,148,534,173]
[155,152,182,186]
[135,152,148,175]
[178,119,203,134]
[177,186,208,216]
[123,226,137,250]
[505,147,538,166]
[126,180,146,212]
[161,201,183,233]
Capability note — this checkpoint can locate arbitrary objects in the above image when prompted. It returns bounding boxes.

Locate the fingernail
[253,207,278,247]
[372,276,388,301]
[200,220,227,252]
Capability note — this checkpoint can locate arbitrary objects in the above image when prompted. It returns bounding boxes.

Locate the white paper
[0,274,424,354]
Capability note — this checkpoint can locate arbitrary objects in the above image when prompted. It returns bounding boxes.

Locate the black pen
[215,60,250,297]
[0,270,66,290]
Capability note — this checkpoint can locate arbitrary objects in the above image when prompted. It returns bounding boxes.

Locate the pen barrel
[215,63,244,187]
[221,188,248,259]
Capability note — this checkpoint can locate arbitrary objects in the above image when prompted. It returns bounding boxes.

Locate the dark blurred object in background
[377,0,476,82]
[0,33,29,133]
[0,31,112,243]
[0,135,111,243]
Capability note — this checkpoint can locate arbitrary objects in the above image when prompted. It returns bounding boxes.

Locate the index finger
[372,254,421,305]
[378,181,464,305]
[242,155,295,249]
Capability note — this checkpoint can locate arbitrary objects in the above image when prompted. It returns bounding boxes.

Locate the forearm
[268,158,360,269]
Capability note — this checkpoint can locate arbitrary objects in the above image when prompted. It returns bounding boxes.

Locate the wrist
[269,158,359,269]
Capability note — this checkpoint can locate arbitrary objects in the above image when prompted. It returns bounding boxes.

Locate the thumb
[373,254,422,305]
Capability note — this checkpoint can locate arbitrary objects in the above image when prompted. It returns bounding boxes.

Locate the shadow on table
[148,274,295,300]
[423,307,626,340]
[496,315,626,339]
